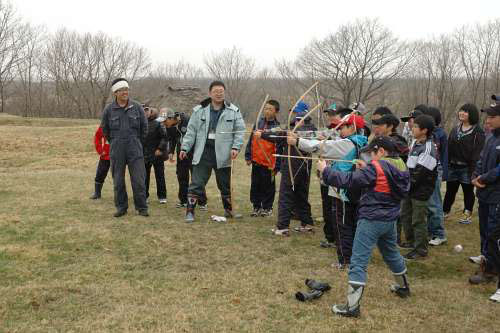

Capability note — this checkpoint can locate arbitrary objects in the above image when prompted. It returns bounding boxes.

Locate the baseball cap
[482,104,500,117]
[156,109,177,122]
[337,114,365,129]
[361,136,397,154]
[400,110,423,122]
[372,114,400,128]
[492,94,500,104]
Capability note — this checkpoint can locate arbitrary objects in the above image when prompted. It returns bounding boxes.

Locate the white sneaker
[271,228,289,236]
[429,237,447,246]
[159,199,167,204]
[469,255,485,265]
[489,289,500,302]
[198,204,208,211]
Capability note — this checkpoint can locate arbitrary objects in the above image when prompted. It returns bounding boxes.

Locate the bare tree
[44,29,151,118]
[15,23,46,117]
[204,46,256,116]
[0,0,28,113]
[292,18,414,107]
[454,22,496,106]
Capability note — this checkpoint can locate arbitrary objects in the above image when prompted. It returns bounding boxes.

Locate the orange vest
[251,135,276,169]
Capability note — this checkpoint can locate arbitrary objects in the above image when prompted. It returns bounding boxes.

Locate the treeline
[1,0,499,129]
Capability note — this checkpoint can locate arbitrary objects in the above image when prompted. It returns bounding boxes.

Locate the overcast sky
[13,0,499,68]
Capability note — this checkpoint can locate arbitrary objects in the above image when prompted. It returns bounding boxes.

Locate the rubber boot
[332,283,364,318]
[185,195,197,223]
[390,272,410,298]
[90,182,103,200]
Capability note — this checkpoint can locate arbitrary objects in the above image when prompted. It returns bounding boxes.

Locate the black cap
[483,104,500,117]
[401,110,423,122]
[372,114,400,128]
[361,136,397,154]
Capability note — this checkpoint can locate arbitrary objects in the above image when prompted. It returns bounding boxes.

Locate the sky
[12,0,499,68]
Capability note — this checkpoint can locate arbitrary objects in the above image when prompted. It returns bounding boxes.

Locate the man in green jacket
[180,81,246,222]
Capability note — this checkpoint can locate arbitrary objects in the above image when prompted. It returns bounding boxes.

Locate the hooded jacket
[448,124,486,175]
[322,157,410,221]
[474,128,500,204]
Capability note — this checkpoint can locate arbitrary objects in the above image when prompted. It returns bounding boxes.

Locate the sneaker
[443,212,450,219]
[138,210,149,217]
[113,210,127,218]
[320,240,336,248]
[159,199,167,204]
[250,208,261,217]
[331,262,349,270]
[469,255,485,265]
[458,210,472,224]
[260,208,273,217]
[398,242,414,250]
[429,237,447,246]
[469,260,496,284]
[271,228,289,236]
[293,225,314,233]
[198,204,208,211]
[404,249,428,260]
[176,202,187,208]
[489,289,500,302]
[185,211,195,223]
[469,271,496,284]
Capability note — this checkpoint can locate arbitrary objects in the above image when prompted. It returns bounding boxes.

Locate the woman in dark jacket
[443,103,486,224]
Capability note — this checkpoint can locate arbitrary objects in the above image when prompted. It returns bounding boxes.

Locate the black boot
[90,182,103,200]
[185,195,197,223]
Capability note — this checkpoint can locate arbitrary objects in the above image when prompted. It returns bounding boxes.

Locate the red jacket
[94,126,110,160]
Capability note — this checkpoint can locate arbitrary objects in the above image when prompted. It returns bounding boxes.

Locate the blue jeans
[478,201,500,263]
[427,166,446,239]
[348,219,406,285]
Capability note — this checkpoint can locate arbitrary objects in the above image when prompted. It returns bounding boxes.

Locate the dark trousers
[111,157,147,212]
[478,202,500,265]
[333,198,358,264]
[145,159,166,200]
[276,161,313,229]
[250,164,276,210]
[487,207,500,285]
[443,181,475,213]
[95,159,110,184]
[188,145,231,209]
[177,160,207,205]
[321,185,336,243]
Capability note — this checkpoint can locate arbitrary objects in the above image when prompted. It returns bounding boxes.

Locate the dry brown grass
[0,113,497,332]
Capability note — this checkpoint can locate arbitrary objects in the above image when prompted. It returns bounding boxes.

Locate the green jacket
[181,101,246,168]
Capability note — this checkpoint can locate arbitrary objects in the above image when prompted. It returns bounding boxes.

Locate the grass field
[0,113,497,332]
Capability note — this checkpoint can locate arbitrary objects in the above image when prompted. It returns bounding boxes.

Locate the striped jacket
[407,138,438,201]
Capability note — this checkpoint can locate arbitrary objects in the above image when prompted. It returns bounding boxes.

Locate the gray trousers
[110,140,147,212]
[188,145,231,209]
